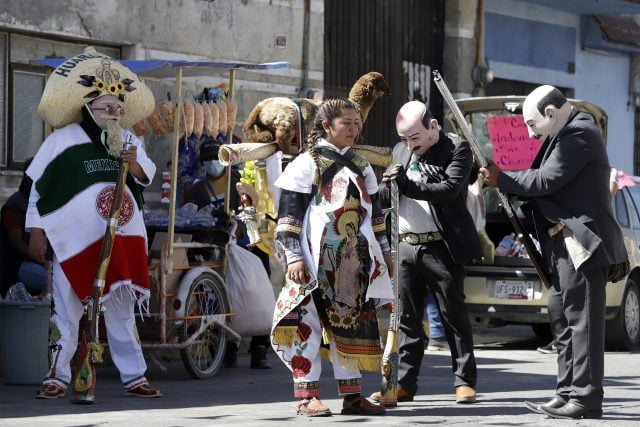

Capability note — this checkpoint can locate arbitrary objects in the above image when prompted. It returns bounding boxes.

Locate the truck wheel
[605,280,640,351]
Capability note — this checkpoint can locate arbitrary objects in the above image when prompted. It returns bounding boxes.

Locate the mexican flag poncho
[26,124,153,302]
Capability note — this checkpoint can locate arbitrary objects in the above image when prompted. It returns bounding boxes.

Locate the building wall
[484,0,635,172]
[0,0,325,203]
[443,0,479,99]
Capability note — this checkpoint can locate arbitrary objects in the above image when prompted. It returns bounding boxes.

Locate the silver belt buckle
[405,233,419,245]
[548,222,565,238]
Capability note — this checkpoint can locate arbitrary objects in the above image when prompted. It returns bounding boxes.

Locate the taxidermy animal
[242,71,391,155]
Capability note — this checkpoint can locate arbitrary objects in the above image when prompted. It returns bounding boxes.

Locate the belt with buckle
[400,231,442,245]
[548,222,566,238]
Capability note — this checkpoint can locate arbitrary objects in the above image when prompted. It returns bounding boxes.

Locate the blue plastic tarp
[30,58,291,79]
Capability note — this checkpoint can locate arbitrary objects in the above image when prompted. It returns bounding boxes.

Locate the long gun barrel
[432,70,551,289]
[71,135,133,404]
[379,180,400,407]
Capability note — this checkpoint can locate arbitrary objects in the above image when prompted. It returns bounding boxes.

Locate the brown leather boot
[369,386,414,403]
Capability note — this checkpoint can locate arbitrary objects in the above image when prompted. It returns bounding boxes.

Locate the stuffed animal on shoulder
[242,71,390,156]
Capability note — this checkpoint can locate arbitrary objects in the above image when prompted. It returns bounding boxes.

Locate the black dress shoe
[541,401,603,419]
[524,396,567,414]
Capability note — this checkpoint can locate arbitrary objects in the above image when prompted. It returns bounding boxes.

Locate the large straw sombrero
[37,46,155,129]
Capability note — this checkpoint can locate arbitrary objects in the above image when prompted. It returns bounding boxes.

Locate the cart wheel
[179,271,230,379]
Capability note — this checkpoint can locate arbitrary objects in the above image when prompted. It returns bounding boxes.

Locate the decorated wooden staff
[433,70,551,288]
[71,134,133,404]
[379,179,400,407]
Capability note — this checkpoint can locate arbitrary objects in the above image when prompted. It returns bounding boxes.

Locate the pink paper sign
[486,115,542,170]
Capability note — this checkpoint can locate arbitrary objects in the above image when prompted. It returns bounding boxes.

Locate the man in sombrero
[26,47,161,400]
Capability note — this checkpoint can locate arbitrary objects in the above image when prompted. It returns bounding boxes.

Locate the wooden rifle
[432,70,551,289]
[71,135,133,403]
[378,179,400,407]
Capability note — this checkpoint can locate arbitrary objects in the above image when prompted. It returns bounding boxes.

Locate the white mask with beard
[88,95,126,157]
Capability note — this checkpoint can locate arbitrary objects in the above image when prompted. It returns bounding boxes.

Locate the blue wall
[485,12,576,72]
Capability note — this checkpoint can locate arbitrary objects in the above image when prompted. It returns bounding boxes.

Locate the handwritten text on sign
[486,115,542,170]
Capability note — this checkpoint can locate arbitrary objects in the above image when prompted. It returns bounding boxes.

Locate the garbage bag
[225,242,276,336]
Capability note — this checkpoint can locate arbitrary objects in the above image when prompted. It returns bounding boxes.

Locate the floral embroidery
[291,355,312,378]
[292,341,312,378]
[297,322,312,341]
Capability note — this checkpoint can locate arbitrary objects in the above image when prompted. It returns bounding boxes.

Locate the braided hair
[306,98,361,189]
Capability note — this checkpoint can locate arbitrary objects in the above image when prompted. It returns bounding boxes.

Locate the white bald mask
[396,101,439,156]
[522,85,572,142]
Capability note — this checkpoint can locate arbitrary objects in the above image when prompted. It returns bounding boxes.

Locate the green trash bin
[0,300,51,385]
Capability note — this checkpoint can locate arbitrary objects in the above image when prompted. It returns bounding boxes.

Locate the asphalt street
[1,325,639,426]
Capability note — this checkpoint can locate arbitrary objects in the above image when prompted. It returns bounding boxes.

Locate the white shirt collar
[316,138,351,155]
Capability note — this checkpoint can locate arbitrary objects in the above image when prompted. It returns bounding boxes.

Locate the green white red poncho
[25,124,156,302]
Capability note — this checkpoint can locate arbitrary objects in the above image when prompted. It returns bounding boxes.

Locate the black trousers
[397,240,477,394]
[547,236,607,407]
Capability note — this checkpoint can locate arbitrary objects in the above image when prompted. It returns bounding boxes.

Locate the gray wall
[0,0,324,202]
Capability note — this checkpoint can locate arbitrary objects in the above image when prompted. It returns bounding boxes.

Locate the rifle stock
[379,180,400,407]
[71,136,132,404]
[432,70,551,289]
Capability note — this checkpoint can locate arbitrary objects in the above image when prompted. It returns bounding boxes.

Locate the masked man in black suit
[480,85,628,420]
[371,101,481,405]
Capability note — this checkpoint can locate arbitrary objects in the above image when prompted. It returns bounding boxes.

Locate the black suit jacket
[389,132,482,264]
[499,110,627,272]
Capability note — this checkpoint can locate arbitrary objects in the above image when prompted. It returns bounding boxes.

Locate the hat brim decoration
[37,46,155,129]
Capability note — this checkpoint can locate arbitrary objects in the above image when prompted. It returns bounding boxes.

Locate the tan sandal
[124,381,163,398]
[296,397,332,417]
[36,382,66,399]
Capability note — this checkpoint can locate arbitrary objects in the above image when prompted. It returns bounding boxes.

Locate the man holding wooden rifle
[371,101,481,405]
[480,85,628,419]
[26,49,161,400]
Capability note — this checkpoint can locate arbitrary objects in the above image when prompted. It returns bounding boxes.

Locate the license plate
[493,280,536,300]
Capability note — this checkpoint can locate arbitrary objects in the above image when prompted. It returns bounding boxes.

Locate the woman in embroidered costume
[271,98,394,417]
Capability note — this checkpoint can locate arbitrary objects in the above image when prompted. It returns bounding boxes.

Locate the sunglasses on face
[92,104,125,116]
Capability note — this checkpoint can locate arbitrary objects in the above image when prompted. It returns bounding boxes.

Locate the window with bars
[1,33,120,170]
[9,64,46,168]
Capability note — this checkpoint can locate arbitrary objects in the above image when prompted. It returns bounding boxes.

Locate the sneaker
[537,342,557,354]
[35,382,66,399]
[427,337,450,351]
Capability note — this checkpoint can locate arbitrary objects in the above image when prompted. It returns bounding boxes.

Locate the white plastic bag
[225,242,276,336]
